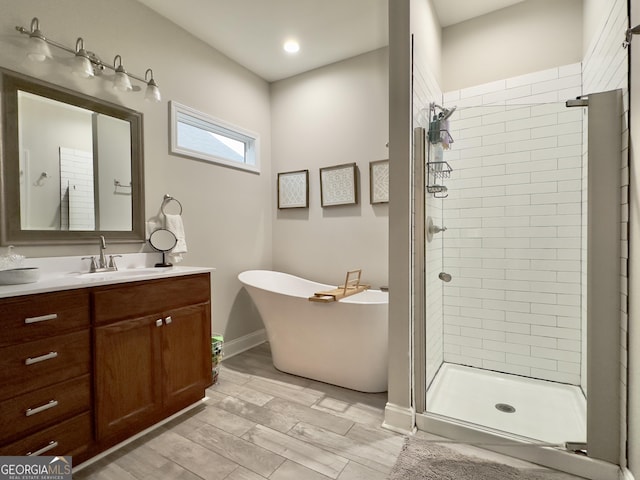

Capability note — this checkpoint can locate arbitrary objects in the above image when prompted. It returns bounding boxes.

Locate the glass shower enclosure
[415,90,623,467]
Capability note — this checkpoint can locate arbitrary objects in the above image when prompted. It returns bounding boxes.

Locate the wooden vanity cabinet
[0,289,92,461]
[0,271,212,464]
[93,273,212,448]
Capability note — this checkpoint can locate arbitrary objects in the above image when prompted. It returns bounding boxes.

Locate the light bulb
[113,56,132,92]
[283,40,300,54]
[72,54,93,78]
[72,39,94,78]
[144,69,161,102]
[114,71,132,92]
[26,35,51,62]
[25,18,51,62]
[145,82,161,102]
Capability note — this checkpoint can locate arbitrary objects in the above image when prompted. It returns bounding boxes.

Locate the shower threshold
[426,363,586,445]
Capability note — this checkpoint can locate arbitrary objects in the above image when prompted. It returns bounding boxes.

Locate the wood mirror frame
[0,68,145,245]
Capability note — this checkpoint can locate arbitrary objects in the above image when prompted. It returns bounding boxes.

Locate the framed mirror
[0,68,145,245]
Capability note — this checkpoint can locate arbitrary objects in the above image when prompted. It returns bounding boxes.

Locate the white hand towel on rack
[165,214,187,263]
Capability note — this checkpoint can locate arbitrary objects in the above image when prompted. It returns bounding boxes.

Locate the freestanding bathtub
[238,270,388,392]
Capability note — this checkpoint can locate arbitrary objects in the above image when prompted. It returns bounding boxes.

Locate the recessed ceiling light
[283,40,300,54]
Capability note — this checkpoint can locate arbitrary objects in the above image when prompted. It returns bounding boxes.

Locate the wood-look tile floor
[74,343,586,479]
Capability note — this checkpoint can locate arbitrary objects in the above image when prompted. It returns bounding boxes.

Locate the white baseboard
[382,402,416,435]
[222,329,267,359]
[621,468,636,480]
[73,398,205,473]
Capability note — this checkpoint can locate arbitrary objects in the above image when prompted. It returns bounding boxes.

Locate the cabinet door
[161,303,212,414]
[95,315,162,443]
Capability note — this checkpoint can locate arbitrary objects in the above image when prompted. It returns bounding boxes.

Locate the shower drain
[495,403,516,413]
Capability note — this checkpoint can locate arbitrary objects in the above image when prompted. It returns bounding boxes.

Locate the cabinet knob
[164,316,172,325]
[155,319,163,327]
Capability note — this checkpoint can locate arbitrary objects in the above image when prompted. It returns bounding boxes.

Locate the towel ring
[161,194,183,216]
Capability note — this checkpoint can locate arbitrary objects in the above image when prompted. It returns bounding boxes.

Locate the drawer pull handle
[155,319,163,327]
[25,399,59,417]
[27,440,58,456]
[164,316,172,325]
[25,351,58,365]
[24,313,58,324]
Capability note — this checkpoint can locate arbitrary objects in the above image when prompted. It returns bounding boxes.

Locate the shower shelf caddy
[426,102,454,198]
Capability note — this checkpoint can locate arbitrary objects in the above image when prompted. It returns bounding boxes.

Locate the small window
[170,101,259,173]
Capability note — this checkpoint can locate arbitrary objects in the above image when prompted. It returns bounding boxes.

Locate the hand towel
[165,214,187,263]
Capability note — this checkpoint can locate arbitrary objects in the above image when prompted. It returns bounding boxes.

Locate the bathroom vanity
[0,267,212,465]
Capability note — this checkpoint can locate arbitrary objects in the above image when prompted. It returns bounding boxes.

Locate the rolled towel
[165,214,187,263]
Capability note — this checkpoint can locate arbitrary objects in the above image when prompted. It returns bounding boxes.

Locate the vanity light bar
[15,17,161,102]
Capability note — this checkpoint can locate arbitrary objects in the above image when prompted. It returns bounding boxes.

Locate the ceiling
[136,0,525,82]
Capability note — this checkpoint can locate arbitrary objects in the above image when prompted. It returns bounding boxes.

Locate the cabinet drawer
[0,290,90,348]
[0,412,92,458]
[0,330,90,401]
[93,273,210,324]
[0,375,90,444]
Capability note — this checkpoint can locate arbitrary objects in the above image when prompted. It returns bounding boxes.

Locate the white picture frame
[370,159,389,204]
[319,163,358,207]
[277,169,309,209]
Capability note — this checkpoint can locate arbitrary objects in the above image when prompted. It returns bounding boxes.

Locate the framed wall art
[319,162,358,207]
[369,159,389,204]
[277,169,309,209]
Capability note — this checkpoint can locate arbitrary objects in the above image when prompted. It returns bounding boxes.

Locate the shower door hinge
[626,440,629,461]
[566,96,588,108]
[623,25,640,48]
[565,441,588,455]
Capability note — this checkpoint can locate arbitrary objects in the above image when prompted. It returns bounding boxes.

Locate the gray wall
[0,0,272,341]
[441,0,583,91]
[270,48,389,288]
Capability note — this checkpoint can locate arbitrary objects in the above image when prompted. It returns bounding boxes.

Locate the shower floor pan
[426,363,586,445]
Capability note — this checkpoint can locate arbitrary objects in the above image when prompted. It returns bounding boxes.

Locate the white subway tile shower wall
[413,57,444,389]
[59,147,95,231]
[441,63,584,385]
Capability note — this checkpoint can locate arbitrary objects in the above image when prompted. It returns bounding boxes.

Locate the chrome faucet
[82,236,120,273]
[98,235,107,269]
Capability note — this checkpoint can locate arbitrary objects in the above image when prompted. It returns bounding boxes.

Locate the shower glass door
[422,100,587,447]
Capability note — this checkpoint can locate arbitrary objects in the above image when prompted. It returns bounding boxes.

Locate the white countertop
[0,253,215,299]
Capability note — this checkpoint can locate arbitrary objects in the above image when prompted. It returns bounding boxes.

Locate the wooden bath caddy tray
[309,269,369,302]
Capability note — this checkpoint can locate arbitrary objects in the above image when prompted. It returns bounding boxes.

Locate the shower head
[430,102,457,121]
[440,106,457,121]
